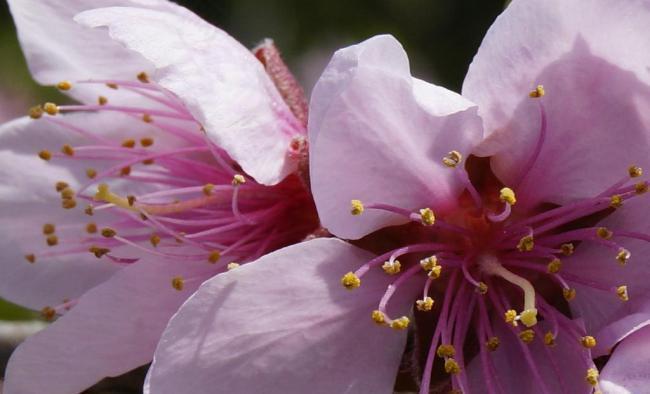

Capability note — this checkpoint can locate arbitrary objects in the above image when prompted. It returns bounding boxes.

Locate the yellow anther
[419,208,435,226]
[60,187,75,200]
[610,194,623,208]
[504,309,518,326]
[140,137,154,147]
[137,71,150,83]
[517,234,534,252]
[203,183,215,196]
[529,85,545,98]
[581,336,597,349]
[560,243,574,256]
[477,282,488,294]
[437,344,456,358]
[29,105,44,119]
[382,260,401,275]
[520,308,538,327]
[208,250,221,263]
[61,199,77,209]
[142,114,153,123]
[499,187,517,205]
[519,329,535,343]
[420,256,438,271]
[628,165,643,178]
[371,310,386,325]
[84,205,94,216]
[89,246,110,258]
[171,276,184,291]
[24,254,36,264]
[563,288,577,301]
[38,150,52,161]
[547,258,562,274]
[46,234,58,246]
[544,331,556,347]
[120,166,131,176]
[341,272,361,290]
[85,223,98,234]
[121,139,136,148]
[41,306,56,321]
[350,199,364,216]
[227,262,240,270]
[101,228,117,238]
[150,234,161,247]
[56,81,72,91]
[585,368,599,386]
[85,168,97,179]
[43,102,59,115]
[106,83,118,89]
[442,150,463,168]
[416,297,435,311]
[61,144,74,156]
[635,182,649,194]
[55,181,69,192]
[596,227,613,239]
[486,336,500,351]
[444,358,461,375]
[616,248,631,266]
[98,96,108,105]
[390,316,410,330]
[232,174,246,186]
[42,223,56,235]
[616,285,629,301]
[428,265,442,279]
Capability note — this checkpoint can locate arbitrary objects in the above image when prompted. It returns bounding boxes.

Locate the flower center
[25,74,318,320]
[341,86,649,393]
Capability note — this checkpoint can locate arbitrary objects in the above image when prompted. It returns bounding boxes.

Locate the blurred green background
[0,0,504,390]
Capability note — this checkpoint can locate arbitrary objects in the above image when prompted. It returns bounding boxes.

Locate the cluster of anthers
[340,86,648,393]
[26,73,316,321]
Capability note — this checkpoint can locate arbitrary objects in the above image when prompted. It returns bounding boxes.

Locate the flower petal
[76,6,303,185]
[6,0,194,103]
[0,113,164,309]
[463,0,650,208]
[309,35,483,239]
[600,326,650,394]
[3,257,216,394]
[147,238,415,394]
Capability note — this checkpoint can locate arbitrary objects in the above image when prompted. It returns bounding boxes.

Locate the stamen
[581,336,597,349]
[137,72,150,83]
[560,243,574,256]
[616,248,630,265]
[529,85,545,98]
[390,316,410,330]
[121,139,136,148]
[610,194,623,208]
[585,368,599,386]
[24,254,36,263]
[563,288,577,301]
[616,285,629,301]
[381,260,401,275]
[46,235,58,246]
[635,182,648,194]
[231,174,246,186]
[517,234,534,252]
[546,258,562,274]
[486,336,500,351]
[596,227,613,239]
[371,310,386,325]
[101,227,117,238]
[43,102,59,116]
[171,276,184,291]
[499,187,517,205]
[504,309,518,327]
[140,137,154,147]
[350,199,364,215]
[61,199,77,209]
[341,272,361,290]
[208,250,221,264]
[444,358,461,374]
[416,297,435,311]
[419,208,435,226]
[544,332,556,347]
[38,150,52,161]
[86,168,97,179]
[61,144,74,156]
[519,329,535,343]
[42,223,55,235]
[437,344,456,358]
[98,96,108,105]
[41,306,57,321]
[55,181,69,192]
[628,165,643,178]
[227,262,240,270]
[29,105,43,119]
[56,81,72,91]
[442,150,463,168]
[85,223,98,234]
[150,234,161,247]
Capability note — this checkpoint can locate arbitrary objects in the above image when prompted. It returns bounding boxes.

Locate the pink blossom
[144,1,650,393]
[0,1,317,393]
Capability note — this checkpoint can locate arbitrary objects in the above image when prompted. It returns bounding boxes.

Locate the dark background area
[0,0,505,391]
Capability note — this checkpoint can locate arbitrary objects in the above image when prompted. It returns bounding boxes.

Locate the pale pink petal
[76,6,302,185]
[3,257,217,394]
[147,238,416,394]
[600,326,650,394]
[0,113,164,309]
[466,320,592,394]
[593,299,650,358]
[6,0,194,104]
[560,197,650,343]
[463,0,650,208]
[309,35,483,239]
